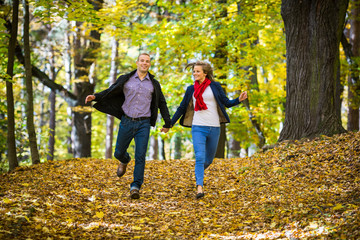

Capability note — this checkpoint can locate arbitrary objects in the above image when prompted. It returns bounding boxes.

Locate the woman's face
[193,65,207,82]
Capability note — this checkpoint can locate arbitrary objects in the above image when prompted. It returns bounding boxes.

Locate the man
[85,53,170,199]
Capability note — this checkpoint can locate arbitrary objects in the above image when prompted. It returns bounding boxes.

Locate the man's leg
[130,119,151,192]
[114,117,135,177]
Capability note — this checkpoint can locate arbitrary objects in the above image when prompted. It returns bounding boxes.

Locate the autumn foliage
[0,131,359,239]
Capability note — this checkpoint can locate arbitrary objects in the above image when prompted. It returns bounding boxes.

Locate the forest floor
[0,132,360,239]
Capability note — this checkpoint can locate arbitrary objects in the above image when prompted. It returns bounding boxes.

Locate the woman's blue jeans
[191,125,220,187]
[114,116,150,191]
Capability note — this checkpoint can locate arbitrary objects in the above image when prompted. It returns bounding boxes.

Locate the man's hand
[160,128,169,133]
[85,95,95,104]
[238,91,248,102]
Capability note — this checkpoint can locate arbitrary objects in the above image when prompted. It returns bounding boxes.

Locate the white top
[192,86,220,127]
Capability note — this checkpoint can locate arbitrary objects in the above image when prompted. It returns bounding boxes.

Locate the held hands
[160,128,169,133]
[85,95,96,104]
[239,91,248,102]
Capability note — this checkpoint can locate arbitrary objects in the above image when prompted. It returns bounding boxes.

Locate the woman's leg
[204,127,220,170]
[192,125,207,188]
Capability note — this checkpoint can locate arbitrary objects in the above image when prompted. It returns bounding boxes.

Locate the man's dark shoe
[117,163,127,178]
[130,189,140,199]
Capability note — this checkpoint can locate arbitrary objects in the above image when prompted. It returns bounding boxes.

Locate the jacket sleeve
[157,82,172,128]
[171,86,192,127]
[215,82,240,108]
[93,75,123,101]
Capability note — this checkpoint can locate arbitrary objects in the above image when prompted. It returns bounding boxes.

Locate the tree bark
[72,0,103,157]
[158,135,165,160]
[172,133,181,160]
[347,0,360,131]
[213,0,228,159]
[6,0,19,171]
[64,19,73,155]
[47,48,56,161]
[23,0,40,164]
[228,137,241,158]
[279,0,348,141]
[105,36,118,159]
[148,136,158,160]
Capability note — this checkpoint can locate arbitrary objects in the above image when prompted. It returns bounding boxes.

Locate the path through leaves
[1,132,359,239]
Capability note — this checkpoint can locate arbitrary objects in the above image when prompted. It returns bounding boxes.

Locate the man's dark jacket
[93,70,171,128]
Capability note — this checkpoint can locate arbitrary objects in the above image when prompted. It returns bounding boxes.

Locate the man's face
[136,55,151,73]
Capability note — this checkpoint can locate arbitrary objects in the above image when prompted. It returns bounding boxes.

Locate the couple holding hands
[85,53,248,199]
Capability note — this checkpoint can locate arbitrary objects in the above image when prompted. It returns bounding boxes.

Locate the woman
[171,61,248,199]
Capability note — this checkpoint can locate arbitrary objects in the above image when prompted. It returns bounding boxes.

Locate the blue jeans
[192,125,220,187]
[114,116,150,190]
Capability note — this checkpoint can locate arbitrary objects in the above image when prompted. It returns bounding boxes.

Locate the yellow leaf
[132,226,142,230]
[3,198,12,204]
[333,204,344,210]
[95,211,104,219]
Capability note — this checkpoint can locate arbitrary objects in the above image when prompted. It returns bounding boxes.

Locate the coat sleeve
[171,86,192,127]
[215,82,240,108]
[94,75,123,101]
[156,82,172,128]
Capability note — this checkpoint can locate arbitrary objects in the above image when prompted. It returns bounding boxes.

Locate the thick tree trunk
[23,0,40,164]
[348,0,360,131]
[105,36,118,159]
[213,0,228,159]
[279,0,348,141]
[6,0,19,171]
[215,124,227,158]
[72,0,103,158]
[47,48,56,161]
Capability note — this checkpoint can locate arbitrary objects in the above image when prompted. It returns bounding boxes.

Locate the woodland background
[1,0,360,171]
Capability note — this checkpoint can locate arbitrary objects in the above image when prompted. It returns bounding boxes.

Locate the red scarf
[194,78,211,111]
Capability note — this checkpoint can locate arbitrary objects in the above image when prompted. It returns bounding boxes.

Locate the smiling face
[193,65,207,83]
[136,54,151,74]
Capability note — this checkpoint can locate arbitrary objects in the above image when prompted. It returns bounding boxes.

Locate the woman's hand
[239,91,248,102]
[85,95,96,104]
[160,128,169,133]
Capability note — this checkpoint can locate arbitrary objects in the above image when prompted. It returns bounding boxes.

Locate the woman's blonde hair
[185,60,214,81]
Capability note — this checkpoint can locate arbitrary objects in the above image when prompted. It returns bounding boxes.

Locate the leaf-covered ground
[1,132,359,239]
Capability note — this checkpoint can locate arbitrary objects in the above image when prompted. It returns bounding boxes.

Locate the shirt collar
[135,71,150,81]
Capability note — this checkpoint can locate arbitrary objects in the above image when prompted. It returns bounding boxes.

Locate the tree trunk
[228,137,241,158]
[64,19,73,155]
[105,36,118,159]
[158,135,165,160]
[215,124,227,158]
[72,0,103,158]
[213,0,228,159]
[245,65,266,148]
[23,0,40,164]
[148,136,158,160]
[47,48,56,161]
[279,0,348,141]
[5,0,19,171]
[172,133,181,160]
[348,0,360,131]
